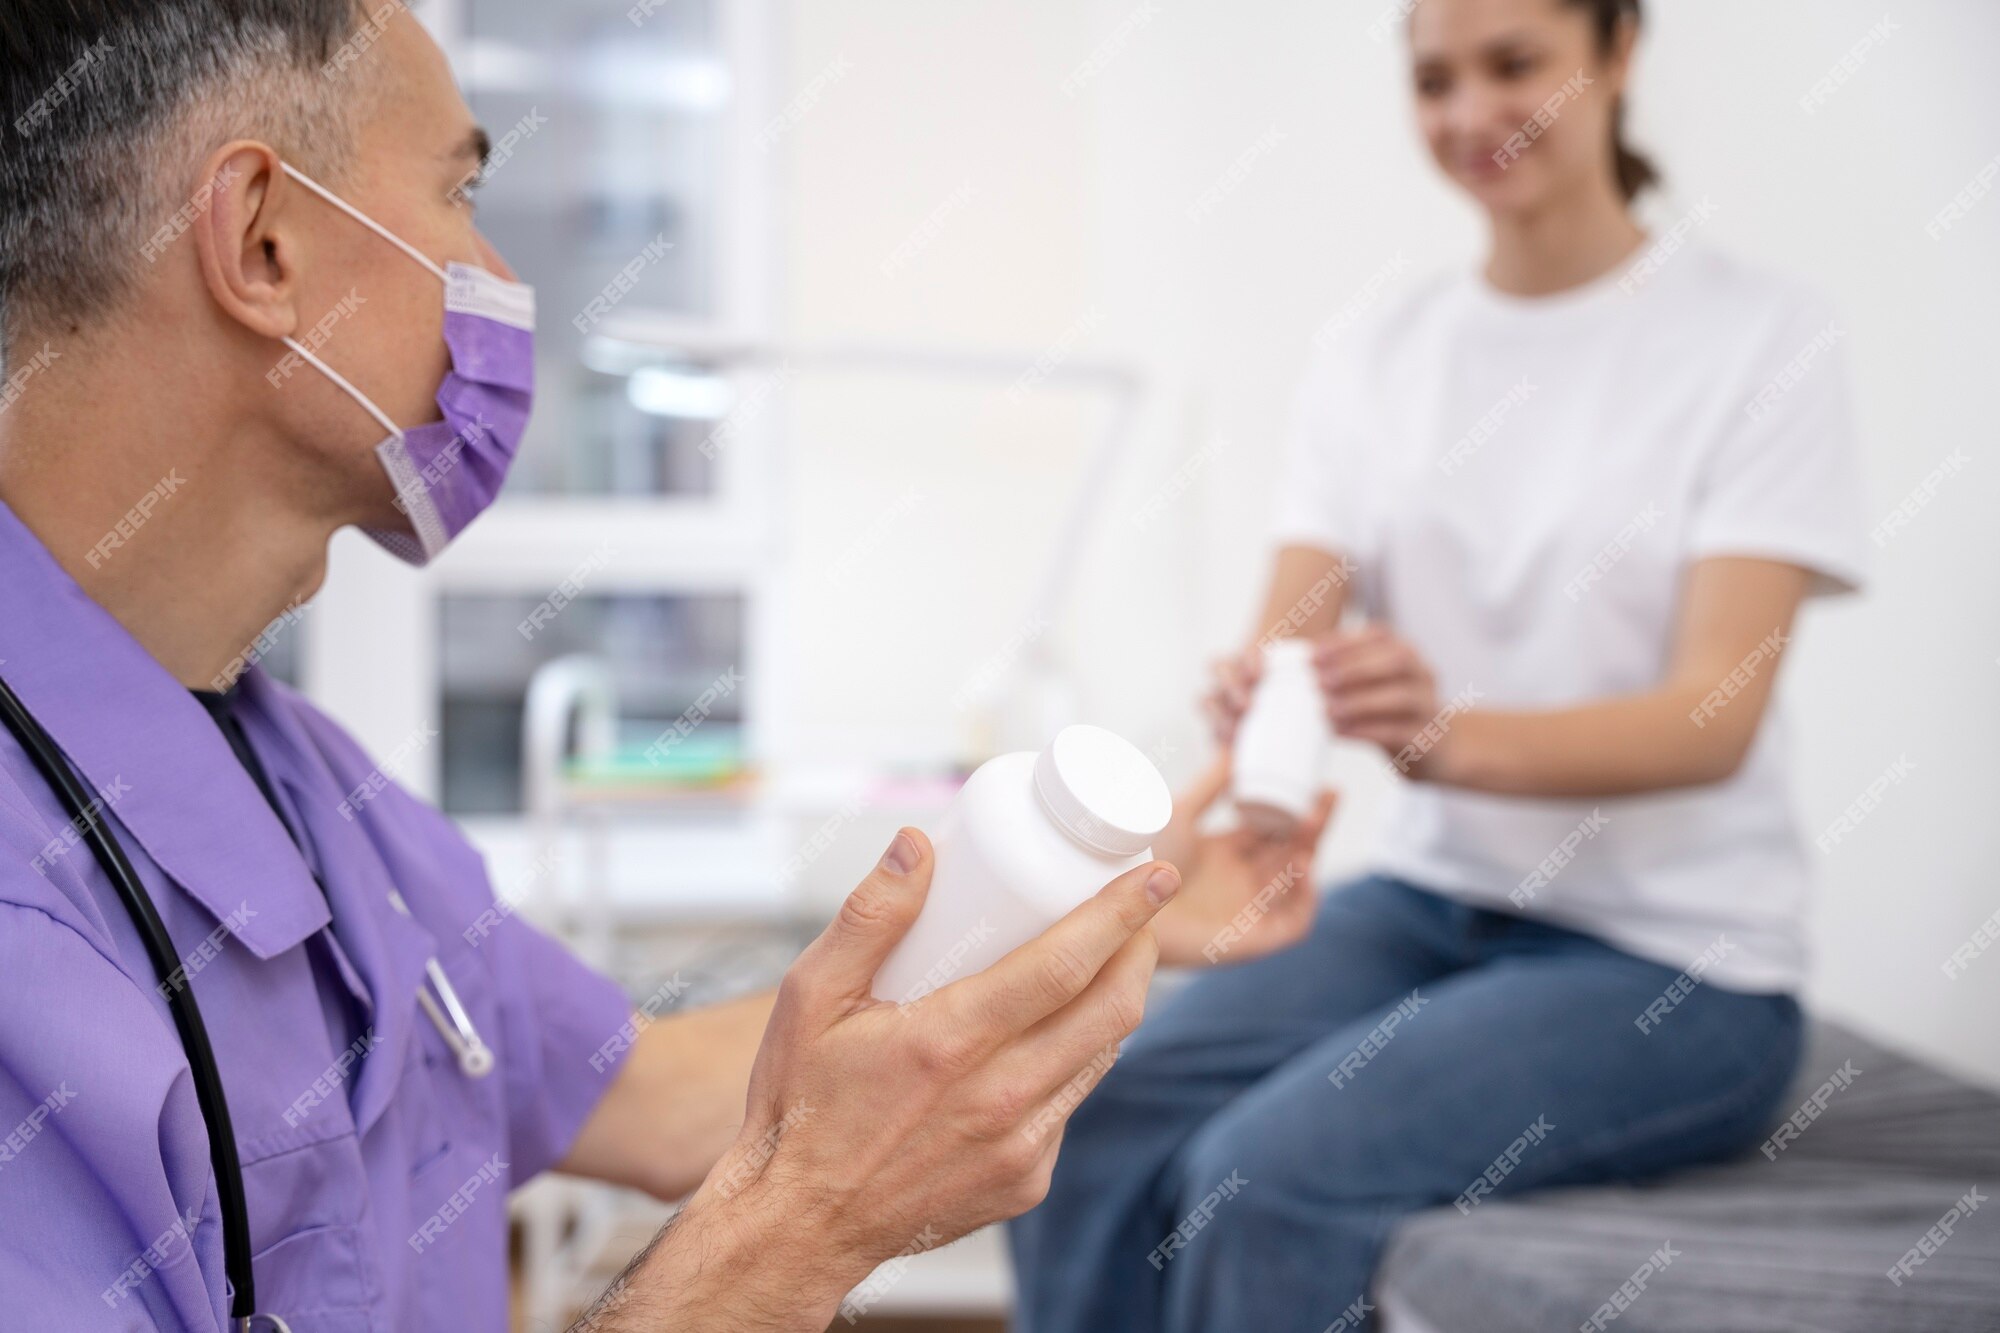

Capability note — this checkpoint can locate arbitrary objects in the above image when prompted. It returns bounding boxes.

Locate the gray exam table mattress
[1378,1020,2000,1332]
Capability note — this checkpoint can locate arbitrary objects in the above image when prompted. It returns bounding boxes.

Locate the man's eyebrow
[450,126,492,172]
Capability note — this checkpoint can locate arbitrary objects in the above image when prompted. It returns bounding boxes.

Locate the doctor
[0,3,1326,1330]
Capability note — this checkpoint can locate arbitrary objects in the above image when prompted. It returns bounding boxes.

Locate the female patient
[1011,0,1868,1328]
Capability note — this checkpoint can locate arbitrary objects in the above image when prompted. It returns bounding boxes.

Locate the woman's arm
[1255,543,1356,642]
[1326,556,1811,798]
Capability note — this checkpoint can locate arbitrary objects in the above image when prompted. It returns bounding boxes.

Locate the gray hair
[0,0,385,361]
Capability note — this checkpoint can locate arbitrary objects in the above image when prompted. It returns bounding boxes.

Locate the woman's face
[1408,0,1631,216]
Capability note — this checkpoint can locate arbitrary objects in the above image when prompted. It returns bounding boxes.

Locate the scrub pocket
[394,921,515,1332]
[240,1136,382,1333]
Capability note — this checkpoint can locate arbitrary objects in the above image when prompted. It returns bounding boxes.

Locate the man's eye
[451,172,486,207]
[1496,54,1540,80]
[1416,71,1451,97]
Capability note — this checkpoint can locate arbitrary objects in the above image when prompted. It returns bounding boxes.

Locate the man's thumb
[796,828,934,997]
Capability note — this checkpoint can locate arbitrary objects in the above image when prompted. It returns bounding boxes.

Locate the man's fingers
[948,858,1179,1038]
[988,929,1154,1110]
[791,828,934,998]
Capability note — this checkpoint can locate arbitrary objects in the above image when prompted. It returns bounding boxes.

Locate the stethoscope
[0,675,493,1331]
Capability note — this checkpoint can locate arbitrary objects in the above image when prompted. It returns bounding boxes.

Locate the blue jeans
[1008,876,1802,1333]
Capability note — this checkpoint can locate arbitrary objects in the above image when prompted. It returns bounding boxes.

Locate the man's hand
[1149,758,1332,967]
[581,828,1178,1330]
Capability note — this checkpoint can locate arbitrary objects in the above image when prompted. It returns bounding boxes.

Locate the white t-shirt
[1273,244,1868,993]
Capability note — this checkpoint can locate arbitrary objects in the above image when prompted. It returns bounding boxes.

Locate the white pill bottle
[872,724,1173,1005]
[1231,638,1331,836]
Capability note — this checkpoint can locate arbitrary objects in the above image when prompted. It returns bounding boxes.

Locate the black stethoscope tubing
[0,675,261,1324]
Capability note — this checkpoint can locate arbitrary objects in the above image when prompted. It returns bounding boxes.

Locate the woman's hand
[1315,625,1453,777]
[1150,758,1333,968]
[1198,644,1264,747]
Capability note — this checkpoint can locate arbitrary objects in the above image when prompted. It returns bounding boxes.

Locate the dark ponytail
[1566,0,1660,201]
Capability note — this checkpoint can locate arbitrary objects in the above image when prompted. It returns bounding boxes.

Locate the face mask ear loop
[280,162,450,284]
[281,336,404,443]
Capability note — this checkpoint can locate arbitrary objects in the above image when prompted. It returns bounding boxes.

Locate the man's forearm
[570,1182,855,1333]
[559,989,778,1201]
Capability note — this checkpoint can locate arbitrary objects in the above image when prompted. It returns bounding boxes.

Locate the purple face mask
[279,163,535,565]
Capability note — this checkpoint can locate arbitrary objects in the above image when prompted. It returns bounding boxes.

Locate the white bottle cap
[1032,724,1173,857]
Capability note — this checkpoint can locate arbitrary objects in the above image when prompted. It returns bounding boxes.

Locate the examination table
[1375,1020,2000,1332]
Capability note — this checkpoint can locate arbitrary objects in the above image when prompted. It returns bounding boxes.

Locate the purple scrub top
[0,499,634,1331]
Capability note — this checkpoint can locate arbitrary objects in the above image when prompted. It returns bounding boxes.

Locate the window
[438,590,745,815]
[302,0,778,863]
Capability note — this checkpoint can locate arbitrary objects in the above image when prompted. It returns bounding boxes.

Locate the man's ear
[190,142,299,342]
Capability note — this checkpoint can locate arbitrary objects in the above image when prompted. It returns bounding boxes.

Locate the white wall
[771,0,2000,1085]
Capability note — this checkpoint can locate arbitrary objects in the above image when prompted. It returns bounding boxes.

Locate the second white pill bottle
[871,724,1173,1005]
[1232,638,1331,836]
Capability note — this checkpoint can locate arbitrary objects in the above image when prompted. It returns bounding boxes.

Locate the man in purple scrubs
[0,3,1324,1328]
